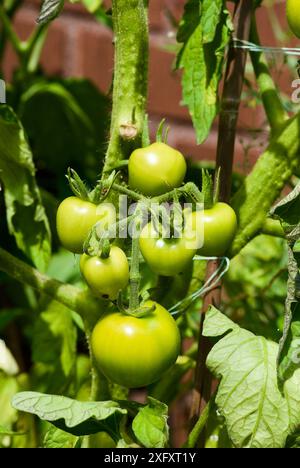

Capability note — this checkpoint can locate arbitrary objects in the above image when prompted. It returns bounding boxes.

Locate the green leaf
[43,425,79,448]
[225,234,287,340]
[270,182,300,238]
[203,307,300,448]
[31,299,77,394]
[38,0,64,24]
[12,393,126,439]
[0,106,51,271]
[94,6,112,29]
[82,0,102,14]
[132,397,169,448]
[20,79,109,176]
[270,182,300,382]
[284,368,300,436]
[200,0,224,43]
[176,0,231,144]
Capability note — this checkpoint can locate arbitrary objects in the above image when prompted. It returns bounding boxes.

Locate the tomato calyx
[156,118,170,144]
[115,291,157,318]
[66,167,90,201]
[67,167,119,205]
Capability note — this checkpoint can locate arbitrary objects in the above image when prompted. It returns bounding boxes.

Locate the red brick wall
[2,0,295,172]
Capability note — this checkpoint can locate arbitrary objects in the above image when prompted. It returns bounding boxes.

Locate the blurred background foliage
[0,0,297,447]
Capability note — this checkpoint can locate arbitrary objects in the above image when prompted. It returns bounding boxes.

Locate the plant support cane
[190,0,254,443]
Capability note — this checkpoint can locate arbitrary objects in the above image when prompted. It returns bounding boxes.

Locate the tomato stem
[231,113,300,257]
[0,247,101,321]
[102,0,149,173]
[129,209,142,312]
[250,16,288,133]
[183,391,216,448]
[112,183,145,201]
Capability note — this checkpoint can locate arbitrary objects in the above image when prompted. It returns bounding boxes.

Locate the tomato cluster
[56,141,237,388]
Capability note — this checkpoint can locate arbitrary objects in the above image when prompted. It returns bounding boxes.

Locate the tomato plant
[0,0,300,452]
[91,301,181,388]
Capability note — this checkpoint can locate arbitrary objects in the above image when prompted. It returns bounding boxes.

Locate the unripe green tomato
[139,222,197,276]
[91,300,181,388]
[56,198,116,254]
[128,142,187,196]
[287,0,300,38]
[80,246,129,300]
[189,202,237,257]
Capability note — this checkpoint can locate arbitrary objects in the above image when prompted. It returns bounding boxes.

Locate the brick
[149,0,185,31]
[71,20,114,93]
[148,35,188,120]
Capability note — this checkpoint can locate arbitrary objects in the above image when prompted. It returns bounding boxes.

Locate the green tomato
[128,142,187,196]
[80,246,129,300]
[287,0,300,38]
[188,202,237,257]
[139,222,197,276]
[56,198,116,254]
[91,300,181,388]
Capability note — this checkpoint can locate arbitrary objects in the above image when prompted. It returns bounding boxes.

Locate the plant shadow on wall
[0,0,300,449]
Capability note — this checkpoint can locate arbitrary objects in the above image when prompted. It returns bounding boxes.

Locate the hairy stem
[103,0,149,173]
[129,232,141,311]
[250,16,288,132]
[26,23,49,74]
[183,392,215,448]
[261,218,285,238]
[0,247,101,321]
[231,113,300,257]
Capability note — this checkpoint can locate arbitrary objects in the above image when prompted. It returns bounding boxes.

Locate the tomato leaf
[176,0,232,144]
[31,299,77,394]
[43,425,80,448]
[132,397,169,448]
[12,393,126,439]
[203,307,300,448]
[270,182,300,383]
[0,106,51,271]
[20,79,109,177]
[37,0,64,24]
